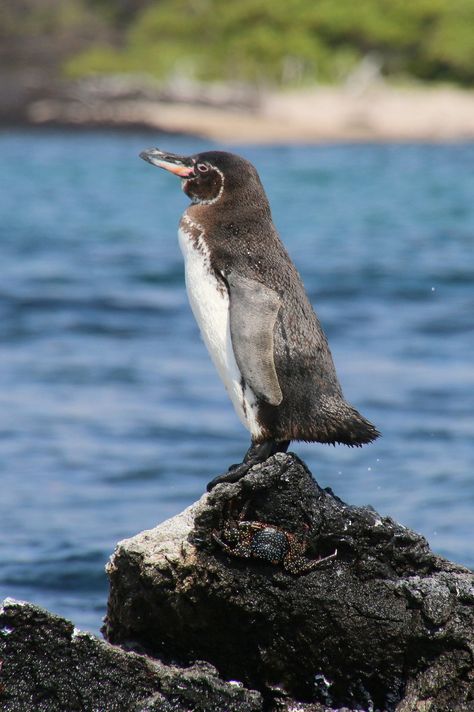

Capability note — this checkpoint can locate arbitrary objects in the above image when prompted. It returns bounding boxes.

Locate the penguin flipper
[226,271,283,406]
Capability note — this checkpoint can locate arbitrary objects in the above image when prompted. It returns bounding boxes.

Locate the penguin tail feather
[312,396,380,447]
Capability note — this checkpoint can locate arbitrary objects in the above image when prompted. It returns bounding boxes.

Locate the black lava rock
[103,453,474,711]
[0,598,262,712]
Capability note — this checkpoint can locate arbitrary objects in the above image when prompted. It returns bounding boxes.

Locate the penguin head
[140,148,268,208]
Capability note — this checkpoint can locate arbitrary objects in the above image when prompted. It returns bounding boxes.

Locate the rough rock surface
[104,453,474,712]
[0,598,355,712]
[0,598,263,712]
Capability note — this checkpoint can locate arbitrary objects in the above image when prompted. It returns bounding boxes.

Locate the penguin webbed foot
[206,439,290,492]
[206,462,252,492]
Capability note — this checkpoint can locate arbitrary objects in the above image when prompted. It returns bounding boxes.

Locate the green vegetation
[3,0,474,86]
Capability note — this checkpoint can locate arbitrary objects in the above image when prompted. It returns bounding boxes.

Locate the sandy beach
[26,84,474,143]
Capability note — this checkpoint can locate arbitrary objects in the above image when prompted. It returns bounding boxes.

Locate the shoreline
[3,78,474,143]
[4,119,474,144]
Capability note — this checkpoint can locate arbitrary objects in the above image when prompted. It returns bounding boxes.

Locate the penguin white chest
[178,222,261,438]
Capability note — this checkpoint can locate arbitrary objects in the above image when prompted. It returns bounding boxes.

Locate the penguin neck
[184,192,272,231]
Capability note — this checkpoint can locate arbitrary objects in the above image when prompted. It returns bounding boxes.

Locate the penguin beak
[139,148,195,177]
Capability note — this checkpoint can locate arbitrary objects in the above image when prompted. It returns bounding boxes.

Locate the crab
[212,500,337,575]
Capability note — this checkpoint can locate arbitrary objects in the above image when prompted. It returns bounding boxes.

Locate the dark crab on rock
[212,500,337,575]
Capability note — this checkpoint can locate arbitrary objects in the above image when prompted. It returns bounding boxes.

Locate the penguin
[140,148,379,490]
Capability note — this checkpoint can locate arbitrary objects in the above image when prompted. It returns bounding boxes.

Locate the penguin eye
[197,163,209,174]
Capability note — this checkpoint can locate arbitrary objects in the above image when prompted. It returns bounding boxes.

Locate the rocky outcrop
[0,598,262,712]
[0,598,358,711]
[103,453,474,711]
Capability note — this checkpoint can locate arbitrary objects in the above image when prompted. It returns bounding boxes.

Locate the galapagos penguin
[140,148,379,490]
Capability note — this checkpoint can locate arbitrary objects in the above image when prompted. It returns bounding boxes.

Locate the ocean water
[0,130,472,633]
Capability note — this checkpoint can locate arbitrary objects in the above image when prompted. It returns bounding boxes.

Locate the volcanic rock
[103,453,474,711]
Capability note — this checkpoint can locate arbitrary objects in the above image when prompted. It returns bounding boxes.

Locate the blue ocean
[1,130,472,633]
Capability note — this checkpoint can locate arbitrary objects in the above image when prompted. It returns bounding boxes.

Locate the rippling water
[0,130,473,632]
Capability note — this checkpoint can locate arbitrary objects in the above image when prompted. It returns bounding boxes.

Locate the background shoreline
[3,78,474,143]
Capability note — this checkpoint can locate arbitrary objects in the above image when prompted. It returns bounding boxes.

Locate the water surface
[1,131,473,632]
